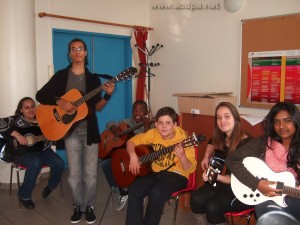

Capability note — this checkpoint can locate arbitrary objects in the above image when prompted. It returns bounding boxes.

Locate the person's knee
[205,202,224,224]
[148,189,169,204]
[30,158,43,169]
[190,192,205,213]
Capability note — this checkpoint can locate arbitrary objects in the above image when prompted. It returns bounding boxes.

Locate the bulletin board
[240,13,300,109]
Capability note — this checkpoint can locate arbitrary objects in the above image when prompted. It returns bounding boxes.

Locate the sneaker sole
[70,219,81,224]
[86,219,96,224]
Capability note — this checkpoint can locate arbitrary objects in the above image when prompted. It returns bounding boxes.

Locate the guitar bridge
[53,108,62,123]
[120,161,126,174]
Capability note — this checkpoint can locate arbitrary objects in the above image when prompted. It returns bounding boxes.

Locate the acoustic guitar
[231,157,300,207]
[36,67,137,141]
[0,126,46,163]
[98,115,155,159]
[111,134,205,188]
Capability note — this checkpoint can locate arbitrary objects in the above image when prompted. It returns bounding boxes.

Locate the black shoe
[19,197,35,209]
[42,186,52,198]
[70,205,83,224]
[85,206,96,224]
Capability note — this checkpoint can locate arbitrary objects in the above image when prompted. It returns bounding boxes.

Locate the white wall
[148,0,300,116]
[35,0,300,117]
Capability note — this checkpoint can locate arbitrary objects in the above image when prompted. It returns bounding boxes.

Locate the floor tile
[0,161,197,225]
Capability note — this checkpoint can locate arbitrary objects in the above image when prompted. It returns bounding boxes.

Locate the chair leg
[60,180,64,200]
[172,194,180,225]
[98,186,115,225]
[9,164,14,196]
[16,166,23,210]
[245,214,251,225]
[224,214,234,225]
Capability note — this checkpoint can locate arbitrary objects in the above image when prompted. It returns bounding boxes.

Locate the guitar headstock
[181,133,206,148]
[116,67,137,82]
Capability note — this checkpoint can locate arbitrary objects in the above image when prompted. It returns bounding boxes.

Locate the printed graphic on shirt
[151,143,176,167]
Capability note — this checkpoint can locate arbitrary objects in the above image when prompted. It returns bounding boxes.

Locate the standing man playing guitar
[226,102,300,222]
[0,97,64,209]
[125,106,197,225]
[36,38,115,224]
[190,102,251,225]
[101,100,153,211]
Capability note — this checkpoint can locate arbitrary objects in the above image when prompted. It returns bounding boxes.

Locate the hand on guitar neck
[109,125,123,137]
[142,114,153,132]
[231,157,300,207]
[205,157,225,187]
[257,179,280,197]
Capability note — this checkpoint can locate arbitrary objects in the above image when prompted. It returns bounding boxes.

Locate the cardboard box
[173,92,237,115]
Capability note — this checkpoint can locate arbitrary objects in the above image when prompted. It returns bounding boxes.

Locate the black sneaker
[85,206,96,224]
[42,186,52,198]
[19,197,35,209]
[70,205,83,224]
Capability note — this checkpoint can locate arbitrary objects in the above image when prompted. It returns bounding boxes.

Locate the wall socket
[191,109,200,114]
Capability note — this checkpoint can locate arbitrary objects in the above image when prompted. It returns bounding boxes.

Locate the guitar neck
[73,77,117,107]
[119,121,144,136]
[72,67,136,107]
[282,185,300,198]
[119,116,155,136]
[138,135,196,164]
[139,144,175,164]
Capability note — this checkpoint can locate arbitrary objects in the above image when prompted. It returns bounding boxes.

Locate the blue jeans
[64,124,98,210]
[102,158,116,188]
[16,148,65,200]
[125,171,188,225]
[255,197,300,222]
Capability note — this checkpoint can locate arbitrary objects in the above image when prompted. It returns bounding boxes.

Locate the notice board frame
[240,13,300,109]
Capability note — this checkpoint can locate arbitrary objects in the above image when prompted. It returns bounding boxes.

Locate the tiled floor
[0,160,197,225]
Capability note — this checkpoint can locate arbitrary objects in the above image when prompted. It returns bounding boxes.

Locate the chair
[169,146,198,225]
[224,207,255,225]
[9,163,64,209]
[98,186,116,224]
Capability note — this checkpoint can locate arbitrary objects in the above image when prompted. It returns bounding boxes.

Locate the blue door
[52,29,132,164]
[52,29,132,132]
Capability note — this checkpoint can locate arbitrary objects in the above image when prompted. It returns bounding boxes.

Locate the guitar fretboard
[119,116,155,137]
[73,77,119,107]
[282,185,300,198]
[140,145,175,163]
[72,67,136,107]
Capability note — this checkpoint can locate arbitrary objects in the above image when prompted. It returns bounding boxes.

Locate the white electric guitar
[231,157,300,207]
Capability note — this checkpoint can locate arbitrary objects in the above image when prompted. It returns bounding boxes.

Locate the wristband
[103,93,111,101]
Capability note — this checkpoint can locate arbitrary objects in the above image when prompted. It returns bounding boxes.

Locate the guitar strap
[159,162,176,173]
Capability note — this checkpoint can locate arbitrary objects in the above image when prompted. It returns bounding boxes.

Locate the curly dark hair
[262,102,300,169]
[291,146,300,180]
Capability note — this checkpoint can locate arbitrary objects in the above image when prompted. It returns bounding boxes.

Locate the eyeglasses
[70,46,85,53]
[273,118,293,126]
